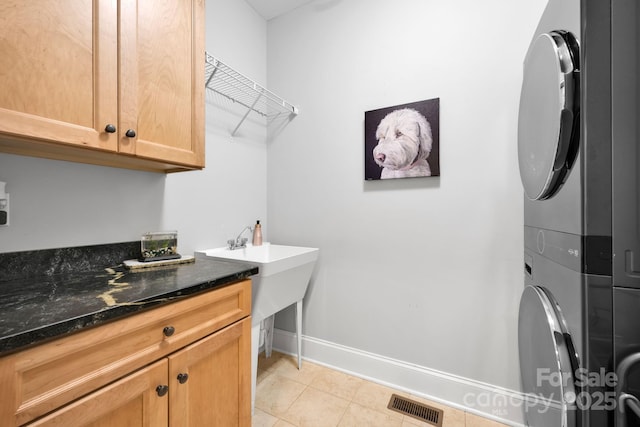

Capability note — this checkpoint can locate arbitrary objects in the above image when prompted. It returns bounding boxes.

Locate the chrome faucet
[227,225,253,250]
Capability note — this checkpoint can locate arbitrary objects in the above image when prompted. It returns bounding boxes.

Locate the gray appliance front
[518,0,581,236]
[614,287,640,427]
[611,1,640,424]
[612,0,640,291]
[520,230,612,427]
[519,0,611,240]
[517,0,613,426]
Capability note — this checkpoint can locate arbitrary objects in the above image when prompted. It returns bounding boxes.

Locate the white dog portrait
[372,108,433,179]
[365,99,439,181]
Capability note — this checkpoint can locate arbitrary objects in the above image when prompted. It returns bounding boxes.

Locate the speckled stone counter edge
[0,242,258,356]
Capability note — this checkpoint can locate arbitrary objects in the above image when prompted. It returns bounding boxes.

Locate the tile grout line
[282,380,308,426]
[335,380,365,427]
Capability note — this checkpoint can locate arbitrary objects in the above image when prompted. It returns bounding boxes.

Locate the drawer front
[0,279,250,426]
[25,360,169,427]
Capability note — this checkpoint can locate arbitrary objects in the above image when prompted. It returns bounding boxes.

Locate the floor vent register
[387,393,444,426]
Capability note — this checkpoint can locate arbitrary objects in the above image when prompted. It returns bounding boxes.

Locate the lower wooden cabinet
[0,280,252,427]
[27,318,251,427]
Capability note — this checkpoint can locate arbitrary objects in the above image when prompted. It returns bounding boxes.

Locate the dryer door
[518,31,579,201]
[519,285,579,427]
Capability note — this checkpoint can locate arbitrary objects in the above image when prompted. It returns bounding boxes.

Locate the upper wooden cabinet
[0,0,204,173]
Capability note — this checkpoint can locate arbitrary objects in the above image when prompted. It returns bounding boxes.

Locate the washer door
[518,31,579,201]
[518,285,579,427]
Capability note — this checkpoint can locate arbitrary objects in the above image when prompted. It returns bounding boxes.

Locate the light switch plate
[0,194,9,227]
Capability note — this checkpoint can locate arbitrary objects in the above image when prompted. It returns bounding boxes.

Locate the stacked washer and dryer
[517,0,640,426]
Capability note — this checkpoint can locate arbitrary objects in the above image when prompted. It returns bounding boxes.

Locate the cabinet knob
[156,385,169,397]
[104,124,116,133]
[163,326,175,337]
[125,129,136,138]
[177,373,189,384]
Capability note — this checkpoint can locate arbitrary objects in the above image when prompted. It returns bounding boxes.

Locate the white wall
[0,0,267,255]
[163,0,269,254]
[0,154,165,252]
[266,0,545,410]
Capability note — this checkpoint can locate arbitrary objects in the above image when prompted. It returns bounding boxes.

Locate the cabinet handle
[163,326,175,337]
[104,124,116,133]
[177,373,189,384]
[156,385,169,397]
[125,129,136,138]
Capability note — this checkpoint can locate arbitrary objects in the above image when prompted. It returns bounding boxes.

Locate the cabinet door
[119,0,205,168]
[0,0,118,151]
[169,317,251,427]
[27,360,168,427]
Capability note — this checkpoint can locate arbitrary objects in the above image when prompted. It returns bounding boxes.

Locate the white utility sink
[196,243,319,413]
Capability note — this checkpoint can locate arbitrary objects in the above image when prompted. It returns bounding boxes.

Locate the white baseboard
[272,328,526,426]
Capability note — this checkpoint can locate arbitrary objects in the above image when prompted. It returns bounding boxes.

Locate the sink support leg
[264,315,274,358]
[251,299,305,414]
[296,299,303,369]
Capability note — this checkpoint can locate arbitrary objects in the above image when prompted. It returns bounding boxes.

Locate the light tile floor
[253,351,510,427]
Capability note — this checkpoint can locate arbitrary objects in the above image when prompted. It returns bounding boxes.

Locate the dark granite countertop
[0,242,258,356]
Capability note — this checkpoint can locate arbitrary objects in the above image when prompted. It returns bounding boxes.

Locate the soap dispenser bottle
[252,220,263,246]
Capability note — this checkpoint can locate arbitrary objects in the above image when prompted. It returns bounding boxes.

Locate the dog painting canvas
[365,98,439,180]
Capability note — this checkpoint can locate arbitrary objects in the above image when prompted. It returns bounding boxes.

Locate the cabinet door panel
[169,318,251,427]
[0,0,118,151]
[119,0,204,167]
[27,360,168,427]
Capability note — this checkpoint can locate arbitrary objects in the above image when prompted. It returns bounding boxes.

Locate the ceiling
[245,0,314,20]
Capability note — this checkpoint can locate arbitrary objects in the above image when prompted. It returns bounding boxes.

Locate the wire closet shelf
[205,53,299,136]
